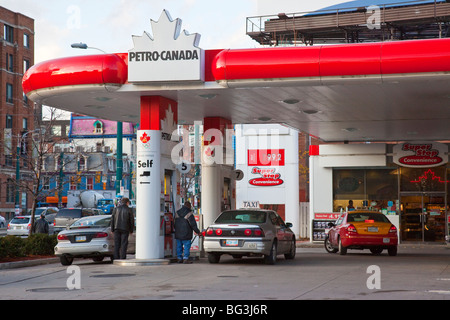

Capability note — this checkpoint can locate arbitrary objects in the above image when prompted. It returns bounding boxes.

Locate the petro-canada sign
[128,10,204,83]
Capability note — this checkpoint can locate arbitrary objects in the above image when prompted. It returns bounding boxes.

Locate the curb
[0,257,59,270]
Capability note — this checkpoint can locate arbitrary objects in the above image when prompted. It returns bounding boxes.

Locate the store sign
[248,167,284,187]
[393,141,448,168]
[128,10,204,83]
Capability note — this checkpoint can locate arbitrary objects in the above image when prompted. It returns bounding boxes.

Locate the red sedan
[324,211,398,256]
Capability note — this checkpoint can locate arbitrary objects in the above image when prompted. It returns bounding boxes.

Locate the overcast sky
[2,0,345,63]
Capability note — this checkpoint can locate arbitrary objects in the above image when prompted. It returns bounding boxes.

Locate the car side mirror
[285,222,293,228]
[327,222,335,228]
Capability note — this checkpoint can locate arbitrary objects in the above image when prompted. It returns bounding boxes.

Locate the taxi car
[203,209,296,264]
[324,210,398,256]
[54,215,135,265]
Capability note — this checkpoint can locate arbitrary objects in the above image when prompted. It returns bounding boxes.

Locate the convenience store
[309,142,449,243]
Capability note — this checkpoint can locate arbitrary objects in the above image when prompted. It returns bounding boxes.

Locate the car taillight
[254,228,264,237]
[244,229,252,236]
[364,220,374,223]
[27,224,31,230]
[389,225,397,233]
[206,228,213,236]
[93,232,108,238]
[215,228,223,236]
[7,224,10,230]
[347,224,357,233]
[57,234,69,241]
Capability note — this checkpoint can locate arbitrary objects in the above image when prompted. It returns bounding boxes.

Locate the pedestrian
[110,197,134,260]
[174,201,202,264]
[33,213,49,234]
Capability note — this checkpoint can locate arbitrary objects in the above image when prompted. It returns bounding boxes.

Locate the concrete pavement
[0,243,448,302]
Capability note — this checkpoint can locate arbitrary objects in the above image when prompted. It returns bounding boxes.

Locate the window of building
[399,166,446,192]
[6,83,13,104]
[6,54,13,72]
[333,168,399,212]
[87,177,94,190]
[4,24,14,43]
[23,33,29,48]
[52,125,61,136]
[93,120,103,134]
[22,118,28,130]
[6,179,15,202]
[23,59,30,73]
[6,115,13,128]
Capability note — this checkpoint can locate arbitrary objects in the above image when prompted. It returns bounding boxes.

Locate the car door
[276,214,293,254]
[329,213,346,246]
[268,211,287,252]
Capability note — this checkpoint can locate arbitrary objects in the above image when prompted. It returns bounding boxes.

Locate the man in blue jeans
[174,201,202,264]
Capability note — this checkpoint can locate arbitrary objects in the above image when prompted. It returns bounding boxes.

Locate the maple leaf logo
[205,147,215,157]
[140,132,150,144]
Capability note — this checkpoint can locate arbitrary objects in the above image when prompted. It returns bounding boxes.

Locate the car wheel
[388,246,398,256]
[338,237,347,255]
[60,255,74,266]
[92,256,105,262]
[370,247,383,255]
[264,240,277,265]
[208,253,221,264]
[284,238,296,259]
[324,235,338,254]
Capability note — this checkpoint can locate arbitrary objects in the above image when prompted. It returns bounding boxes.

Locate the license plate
[383,238,390,244]
[368,227,379,232]
[225,240,238,246]
[75,236,86,242]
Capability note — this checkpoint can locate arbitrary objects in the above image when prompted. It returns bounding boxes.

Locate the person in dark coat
[174,201,201,264]
[33,213,49,234]
[110,197,134,260]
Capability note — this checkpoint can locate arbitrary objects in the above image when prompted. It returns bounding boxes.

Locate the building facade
[0,6,34,219]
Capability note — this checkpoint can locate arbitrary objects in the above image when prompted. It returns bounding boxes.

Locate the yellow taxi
[324,210,398,256]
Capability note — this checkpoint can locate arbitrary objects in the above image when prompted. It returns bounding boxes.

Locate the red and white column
[136,96,177,259]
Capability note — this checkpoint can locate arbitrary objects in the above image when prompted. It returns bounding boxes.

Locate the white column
[136,130,162,259]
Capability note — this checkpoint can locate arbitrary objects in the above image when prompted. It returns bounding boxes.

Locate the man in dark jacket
[33,213,49,234]
[174,201,201,264]
[110,197,134,260]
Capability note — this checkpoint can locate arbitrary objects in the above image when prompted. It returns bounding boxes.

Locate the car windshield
[10,217,30,224]
[70,217,111,229]
[98,200,114,205]
[347,212,390,223]
[215,210,267,224]
[57,209,81,218]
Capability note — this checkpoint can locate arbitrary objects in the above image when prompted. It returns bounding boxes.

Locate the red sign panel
[248,149,285,166]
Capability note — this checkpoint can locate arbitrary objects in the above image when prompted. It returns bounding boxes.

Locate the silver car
[203,209,296,264]
[54,215,135,266]
[6,215,54,236]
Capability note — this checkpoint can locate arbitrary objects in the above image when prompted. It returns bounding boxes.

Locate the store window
[333,168,399,212]
[400,167,446,192]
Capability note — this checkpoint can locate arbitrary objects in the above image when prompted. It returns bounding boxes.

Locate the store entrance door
[400,193,446,243]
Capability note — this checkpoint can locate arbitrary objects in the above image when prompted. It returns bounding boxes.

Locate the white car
[54,215,136,265]
[0,215,6,228]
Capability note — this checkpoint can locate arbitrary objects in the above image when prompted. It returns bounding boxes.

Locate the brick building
[0,6,35,219]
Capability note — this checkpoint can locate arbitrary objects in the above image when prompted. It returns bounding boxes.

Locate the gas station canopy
[23,34,450,142]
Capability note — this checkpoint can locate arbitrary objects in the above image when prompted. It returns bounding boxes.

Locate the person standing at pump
[111,197,134,260]
[175,201,201,264]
